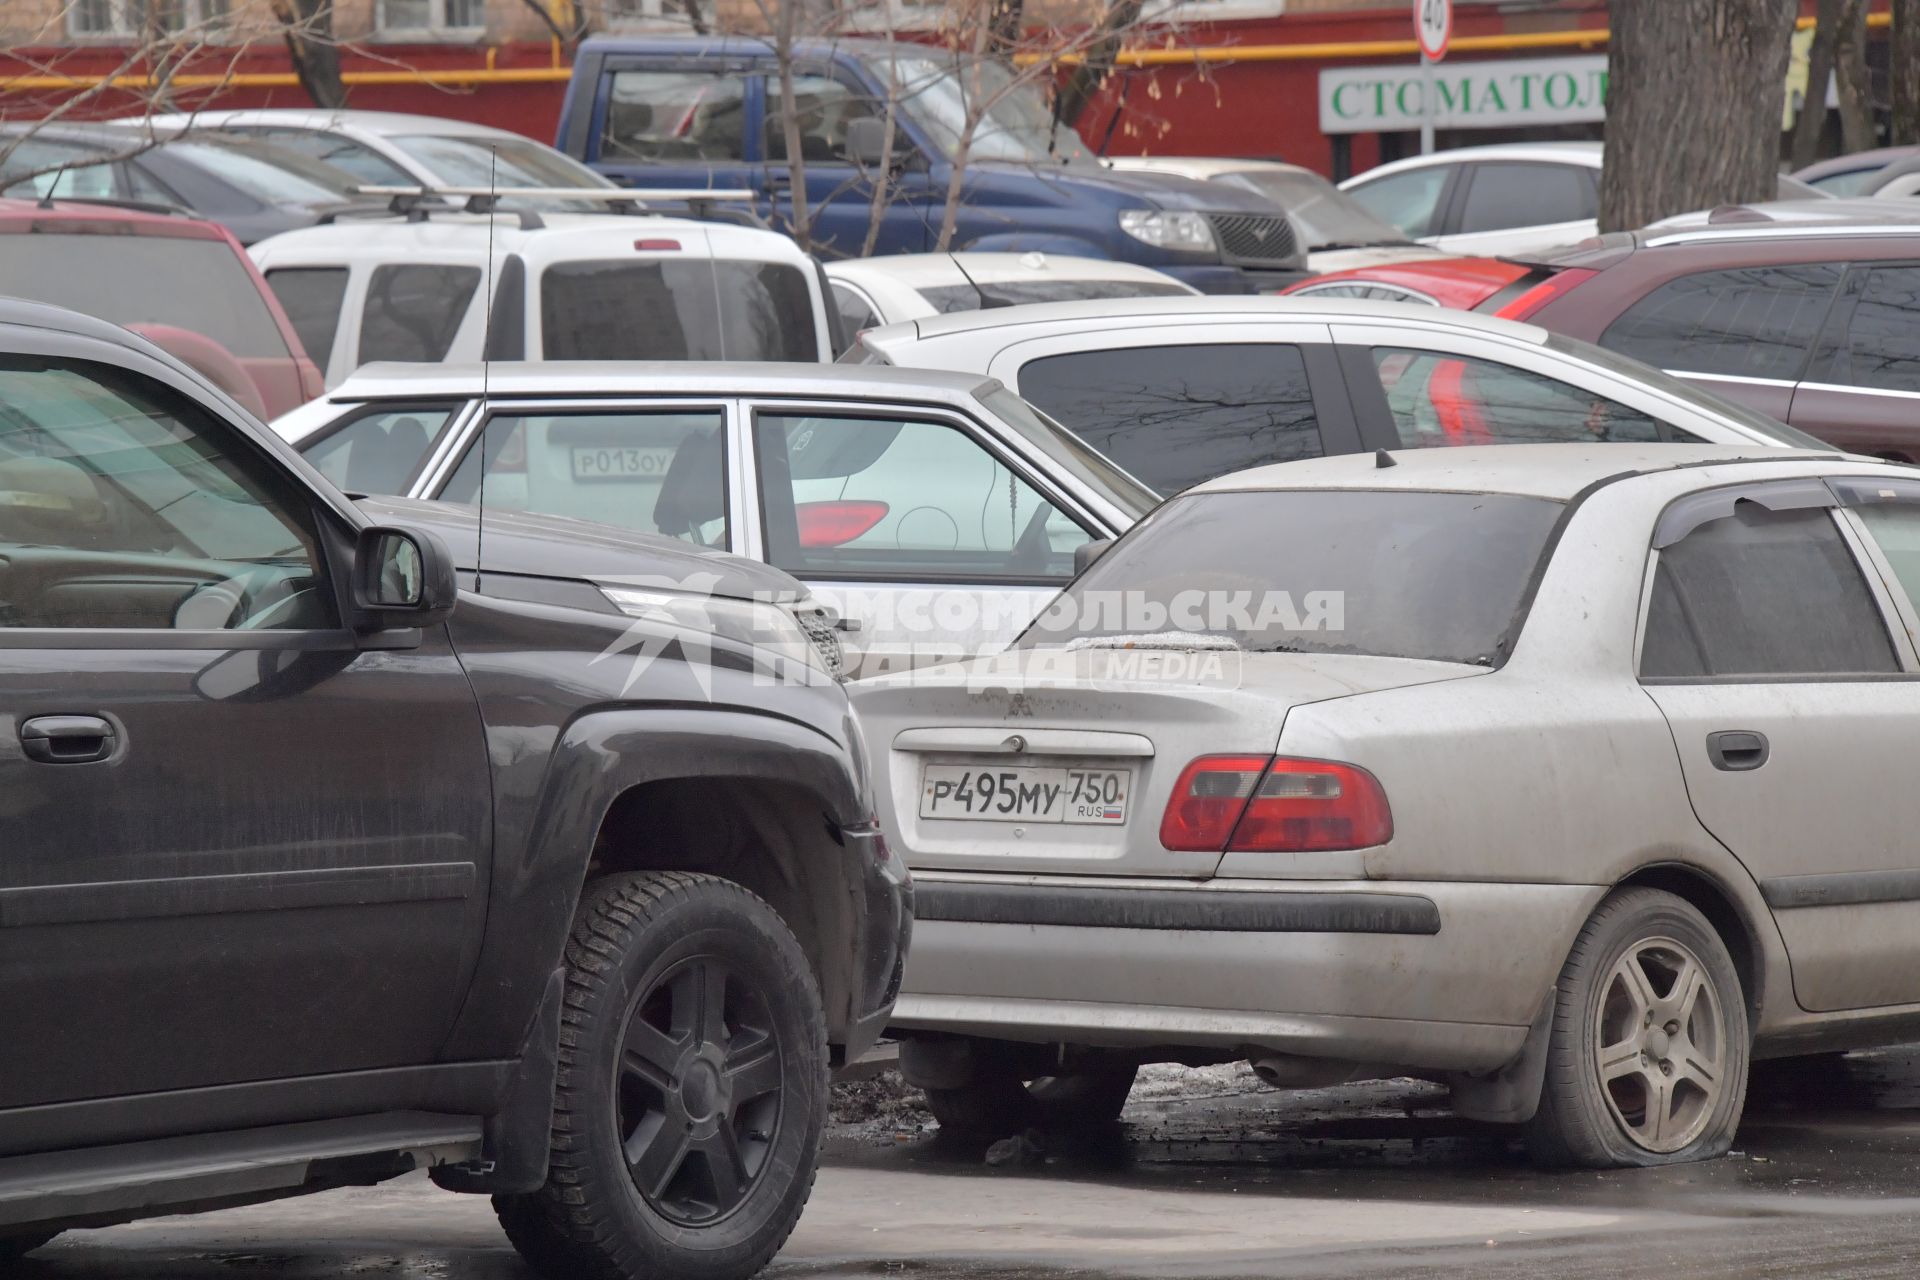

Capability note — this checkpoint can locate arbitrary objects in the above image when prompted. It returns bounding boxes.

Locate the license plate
[571,446,675,481]
[919,765,1130,825]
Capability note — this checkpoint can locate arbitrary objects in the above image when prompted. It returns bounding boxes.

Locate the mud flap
[1447,990,1556,1125]
[431,966,565,1195]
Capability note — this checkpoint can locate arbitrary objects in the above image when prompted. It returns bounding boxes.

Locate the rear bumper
[891,874,1604,1074]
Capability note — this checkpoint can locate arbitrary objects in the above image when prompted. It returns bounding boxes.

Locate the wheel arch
[1613,860,1765,1024]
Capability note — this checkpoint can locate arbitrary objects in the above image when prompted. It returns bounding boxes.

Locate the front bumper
[890,873,1604,1074]
[840,825,913,1063]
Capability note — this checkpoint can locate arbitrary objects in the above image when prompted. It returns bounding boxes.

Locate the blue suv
[555,36,1306,293]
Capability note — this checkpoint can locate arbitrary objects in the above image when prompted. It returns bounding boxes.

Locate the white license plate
[571,446,675,481]
[919,765,1130,825]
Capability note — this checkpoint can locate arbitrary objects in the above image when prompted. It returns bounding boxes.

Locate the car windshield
[0,233,289,358]
[168,139,353,204]
[1541,331,1833,449]
[889,55,1093,164]
[1218,169,1410,247]
[1019,489,1564,666]
[981,387,1159,521]
[917,280,1193,313]
[540,259,819,361]
[391,134,616,208]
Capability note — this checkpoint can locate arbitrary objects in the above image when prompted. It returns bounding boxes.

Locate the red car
[0,197,322,419]
[1285,205,1920,460]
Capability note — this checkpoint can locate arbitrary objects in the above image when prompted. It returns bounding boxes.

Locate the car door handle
[19,714,116,765]
[1706,730,1769,772]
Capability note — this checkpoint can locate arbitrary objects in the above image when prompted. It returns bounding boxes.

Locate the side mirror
[842,116,895,170]
[353,525,457,632]
[1073,538,1114,576]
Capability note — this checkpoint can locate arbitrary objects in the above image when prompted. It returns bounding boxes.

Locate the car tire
[0,1231,57,1263]
[494,871,827,1280]
[925,1060,1137,1133]
[1527,887,1749,1169]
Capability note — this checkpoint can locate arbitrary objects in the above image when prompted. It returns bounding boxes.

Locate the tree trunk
[1893,0,1920,144]
[1789,0,1844,171]
[1837,0,1876,152]
[1053,0,1146,130]
[279,0,346,110]
[772,4,812,252]
[1600,0,1797,233]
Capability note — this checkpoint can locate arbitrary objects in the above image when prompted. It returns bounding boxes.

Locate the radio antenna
[475,145,498,592]
[948,253,1011,310]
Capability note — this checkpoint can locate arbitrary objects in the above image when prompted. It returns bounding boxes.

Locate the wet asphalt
[13,1049,1920,1278]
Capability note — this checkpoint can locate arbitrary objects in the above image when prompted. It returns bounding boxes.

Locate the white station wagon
[856,442,1920,1168]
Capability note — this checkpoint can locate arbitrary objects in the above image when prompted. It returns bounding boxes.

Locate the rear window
[359,264,482,365]
[916,280,1192,314]
[1020,489,1564,666]
[0,233,289,359]
[540,260,818,362]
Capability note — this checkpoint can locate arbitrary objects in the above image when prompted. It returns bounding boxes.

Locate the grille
[793,605,847,679]
[1207,213,1299,267]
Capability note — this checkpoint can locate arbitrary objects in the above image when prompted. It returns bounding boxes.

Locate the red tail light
[1159,755,1393,853]
[1490,267,1597,321]
[796,499,889,548]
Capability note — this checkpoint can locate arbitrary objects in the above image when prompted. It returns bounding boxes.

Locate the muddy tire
[926,1061,1137,1134]
[1527,887,1748,1169]
[495,871,827,1280]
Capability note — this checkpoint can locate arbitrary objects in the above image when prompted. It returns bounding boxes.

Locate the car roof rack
[333,185,772,232]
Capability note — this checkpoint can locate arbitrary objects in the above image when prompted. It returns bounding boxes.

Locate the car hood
[358,495,807,603]
[983,161,1283,213]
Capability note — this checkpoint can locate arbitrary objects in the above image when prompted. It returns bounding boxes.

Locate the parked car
[557,37,1309,292]
[268,362,1153,673]
[0,196,321,417]
[842,297,1824,496]
[1105,156,1438,273]
[825,252,1197,349]
[1794,144,1920,195]
[854,440,1920,1171]
[0,295,907,1277]
[1339,142,1825,257]
[0,122,362,244]
[1399,208,1920,460]
[139,108,617,209]
[250,206,835,387]
[1282,255,1531,310]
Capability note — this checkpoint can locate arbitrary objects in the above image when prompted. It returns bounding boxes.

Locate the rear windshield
[0,233,289,359]
[1020,489,1564,666]
[540,260,818,361]
[917,280,1192,313]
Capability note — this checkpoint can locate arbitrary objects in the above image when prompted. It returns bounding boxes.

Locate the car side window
[0,139,116,199]
[752,412,1092,581]
[301,404,460,497]
[1826,266,1920,395]
[1016,343,1323,496]
[359,264,481,366]
[767,76,880,164]
[1455,163,1596,234]
[1600,265,1842,383]
[1640,504,1897,678]
[266,267,350,367]
[1345,166,1451,238]
[831,283,881,338]
[0,358,334,631]
[602,69,750,162]
[1367,348,1669,448]
[1852,501,1920,607]
[440,410,729,547]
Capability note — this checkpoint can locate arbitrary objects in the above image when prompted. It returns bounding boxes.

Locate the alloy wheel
[1592,936,1726,1154]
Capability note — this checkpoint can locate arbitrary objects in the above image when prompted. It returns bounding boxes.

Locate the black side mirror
[353,525,457,633]
[842,117,896,170]
[1073,538,1114,576]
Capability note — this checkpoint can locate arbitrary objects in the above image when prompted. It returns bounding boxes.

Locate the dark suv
[0,299,907,1279]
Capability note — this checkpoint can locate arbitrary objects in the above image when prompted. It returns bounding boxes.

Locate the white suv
[251,209,834,387]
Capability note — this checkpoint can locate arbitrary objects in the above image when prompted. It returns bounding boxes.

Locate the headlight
[1119,209,1217,254]
[598,584,838,680]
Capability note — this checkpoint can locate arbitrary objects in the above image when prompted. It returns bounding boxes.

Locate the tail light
[1159,755,1393,853]
[796,499,889,548]
[1490,267,1597,321]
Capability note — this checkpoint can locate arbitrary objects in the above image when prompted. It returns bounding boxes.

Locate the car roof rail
[348,185,771,230]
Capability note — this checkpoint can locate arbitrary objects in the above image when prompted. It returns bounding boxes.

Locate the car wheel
[1527,887,1749,1169]
[0,1231,57,1262]
[925,1059,1137,1133]
[495,871,826,1280]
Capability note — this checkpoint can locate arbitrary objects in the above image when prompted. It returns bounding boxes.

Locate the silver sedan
[854,442,1920,1167]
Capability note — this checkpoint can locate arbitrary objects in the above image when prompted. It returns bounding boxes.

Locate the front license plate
[571,445,675,481]
[919,765,1130,825]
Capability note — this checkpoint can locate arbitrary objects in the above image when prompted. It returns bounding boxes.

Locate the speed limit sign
[1415,0,1452,62]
